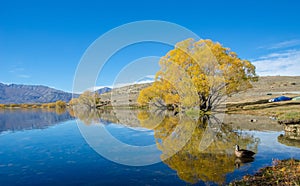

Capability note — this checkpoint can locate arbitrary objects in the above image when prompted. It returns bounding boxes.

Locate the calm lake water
[1,109,300,185]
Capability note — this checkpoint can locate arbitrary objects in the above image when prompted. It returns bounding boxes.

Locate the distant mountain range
[95,87,112,95]
[0,83,75,104]
[0,83,113,104]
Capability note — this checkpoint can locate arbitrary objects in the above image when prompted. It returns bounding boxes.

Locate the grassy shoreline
[226,99,300,123]
[0,101,67,109]
[2,99,300,117]
[230,159,300,185]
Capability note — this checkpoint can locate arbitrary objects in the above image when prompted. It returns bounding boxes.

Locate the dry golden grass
[227,76,300,103]
[226,100,300,117]
[225,76,300,118]
[230,159,300,185]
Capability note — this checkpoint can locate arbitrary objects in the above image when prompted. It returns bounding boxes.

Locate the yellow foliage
[20,104,29,108]
[137,39,257,111]
[137,112,259,184]
[32,105,38,108]
[55,107,66,115]
[47,103,56,108]
[69,98,79,105]
[55,100,66,108]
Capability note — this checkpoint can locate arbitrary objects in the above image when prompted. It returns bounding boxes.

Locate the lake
[1,109,300,185]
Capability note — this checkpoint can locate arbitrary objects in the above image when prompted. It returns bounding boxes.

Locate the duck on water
[235,145,255,158]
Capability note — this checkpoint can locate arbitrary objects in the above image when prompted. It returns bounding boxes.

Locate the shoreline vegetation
[1,94,299,123]
[1,97,300,121]
[230,159,300,185]
[0,100,67,109]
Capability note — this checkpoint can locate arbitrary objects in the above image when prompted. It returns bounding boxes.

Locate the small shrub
[9,104,19,108]
[55,100,66,108]
[20,104,29,108]
[47,103,56,108]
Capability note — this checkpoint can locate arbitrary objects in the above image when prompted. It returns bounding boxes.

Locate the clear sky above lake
[1,0,300,92]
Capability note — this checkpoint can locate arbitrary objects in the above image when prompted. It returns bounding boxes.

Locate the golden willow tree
[137,39,256,111]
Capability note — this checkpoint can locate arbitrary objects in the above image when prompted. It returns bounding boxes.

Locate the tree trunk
[199,99,212,112]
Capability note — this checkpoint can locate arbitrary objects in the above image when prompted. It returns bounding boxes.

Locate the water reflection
[234,157,254,169]
[0,109,74,133]
[70,107,140,127]
[1,108,300,185]
[73,108,259,185]
[137,111,259,184]
[278,124,300,148]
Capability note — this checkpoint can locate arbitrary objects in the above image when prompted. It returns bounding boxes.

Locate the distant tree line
[0,90,110,111]
[0,100,67,109]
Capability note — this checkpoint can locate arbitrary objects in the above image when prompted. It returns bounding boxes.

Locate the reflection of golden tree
[138,112,258,185]
[55,107,67,115]
[70,107,102,125]
[40,107,67,115]
[70,107,119,125]
[68,91,104,124]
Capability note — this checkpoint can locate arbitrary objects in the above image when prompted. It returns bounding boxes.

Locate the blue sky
[1,0,300,92]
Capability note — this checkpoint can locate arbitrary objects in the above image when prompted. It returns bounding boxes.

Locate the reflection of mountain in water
[0,109,74,133]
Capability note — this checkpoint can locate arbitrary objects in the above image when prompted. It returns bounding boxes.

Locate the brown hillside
[227,76,300,103]
[99,76,300,107]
